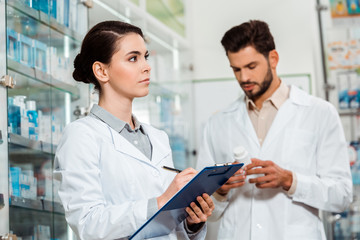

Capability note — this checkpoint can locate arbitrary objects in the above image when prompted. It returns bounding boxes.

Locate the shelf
[7,0,83,42]
[43,199,65,214]
[339,109,360,116]
[10,195,42,211]
[8,133,55,155]
[7,60,80,100]
[9,195,64,215]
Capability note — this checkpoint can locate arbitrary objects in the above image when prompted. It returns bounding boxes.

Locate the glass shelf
[8,133,55,155]
[9,196,64,215]
[43,200,64,214]
[10,195,42,211]
[7,60,80,100]
[339,109,360,116]
[7,0,83,42]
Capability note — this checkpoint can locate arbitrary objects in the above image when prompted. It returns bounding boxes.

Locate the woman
[54,21,213,240]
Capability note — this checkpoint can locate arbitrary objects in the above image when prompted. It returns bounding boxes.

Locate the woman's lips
[139,78,150,84]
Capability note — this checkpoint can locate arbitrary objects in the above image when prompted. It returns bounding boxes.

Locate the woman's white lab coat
[54,116,206,240]
[196,86,353,240]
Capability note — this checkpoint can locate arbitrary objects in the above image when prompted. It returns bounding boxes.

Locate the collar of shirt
[89,104,146,134]
[245,80,289,111]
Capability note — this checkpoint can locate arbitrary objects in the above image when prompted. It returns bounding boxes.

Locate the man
[196,20,353,240]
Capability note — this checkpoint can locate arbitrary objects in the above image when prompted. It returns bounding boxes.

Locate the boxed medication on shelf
[56,0,64,27]
[13,95,29,138]
[19,34,34,68]
[32,0,48,15]
[8,97,21,135]
[33,225,50,240]
[20,172,37,200]
[7,28,19,62]
[9,167,21,197]
[50,0,57,19]
[26,100,39,141]
[63,0,70,27]
[69,0,78,31]
[33,40,47,72]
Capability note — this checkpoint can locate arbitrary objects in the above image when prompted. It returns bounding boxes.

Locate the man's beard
[241,65,273,101]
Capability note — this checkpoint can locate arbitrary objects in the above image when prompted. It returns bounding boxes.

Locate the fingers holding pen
[158,167,198,209]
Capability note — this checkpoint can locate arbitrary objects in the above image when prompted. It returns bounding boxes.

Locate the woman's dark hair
[73,21,144,92]
[221,20,275,58]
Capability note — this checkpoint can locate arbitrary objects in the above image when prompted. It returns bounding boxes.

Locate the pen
[162,166,182,173]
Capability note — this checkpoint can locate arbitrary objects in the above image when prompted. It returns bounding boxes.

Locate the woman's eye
[129,56,137,62]
[145,54,149,60]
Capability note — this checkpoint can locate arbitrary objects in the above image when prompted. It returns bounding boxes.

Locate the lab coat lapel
[262,85,309,151]
[261,100,297,150]
[143,125,171,166]
[110,127,150,164]
[234,100,260,148]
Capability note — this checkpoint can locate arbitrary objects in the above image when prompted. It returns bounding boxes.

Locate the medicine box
[33,39,47,72]
[19,34,34,68]
[6,28,19,62]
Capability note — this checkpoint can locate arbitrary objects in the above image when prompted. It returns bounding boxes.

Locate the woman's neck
[98,96,134,128]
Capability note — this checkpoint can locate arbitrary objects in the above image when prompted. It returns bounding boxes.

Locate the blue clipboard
[129,163,244,240]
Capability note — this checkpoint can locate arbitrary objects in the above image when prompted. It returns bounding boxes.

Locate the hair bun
[72,53,89,84]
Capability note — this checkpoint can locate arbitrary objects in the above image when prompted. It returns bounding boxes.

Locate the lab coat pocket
[283,128,317,172]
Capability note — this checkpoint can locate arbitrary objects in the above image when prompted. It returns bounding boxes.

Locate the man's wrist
[213,191,228,202]
[282,170,293,191]
[216,188,229,196]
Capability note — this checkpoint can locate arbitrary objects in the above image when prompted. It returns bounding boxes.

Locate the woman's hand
[157,168,198,209]
[185,193,214,225]
[216,162,246,196]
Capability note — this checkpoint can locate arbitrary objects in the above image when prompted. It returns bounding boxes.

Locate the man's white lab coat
[197,86,352,240]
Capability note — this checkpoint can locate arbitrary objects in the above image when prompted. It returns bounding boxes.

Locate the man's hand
[216,164,246,196]
[245,158,293,190]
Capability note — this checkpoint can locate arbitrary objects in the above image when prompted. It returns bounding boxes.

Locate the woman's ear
[92,61,109,84]
[268,50,279,69]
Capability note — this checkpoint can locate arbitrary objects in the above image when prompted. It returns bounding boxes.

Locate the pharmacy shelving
[316,0,360,239]
[0,0,89,239]
[7,59,80,100]
[7,0,83,42]
[9,133,54,155]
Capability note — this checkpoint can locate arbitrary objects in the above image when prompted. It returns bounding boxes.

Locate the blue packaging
[6,28,19,62]
[8,97,21,135]
[10,167,21,197]
[32,0,40,10]
[19,34,34,68]
[347,0,360,14]
[26,101,39,141]
[339,89,350,109]
[349,90,360,108]
[63,0,70,27]
[39,0,49,14]
[50,0,57,19]
[33,40,47,72]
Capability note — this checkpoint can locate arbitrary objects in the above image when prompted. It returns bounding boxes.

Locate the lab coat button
[256,223,262,229]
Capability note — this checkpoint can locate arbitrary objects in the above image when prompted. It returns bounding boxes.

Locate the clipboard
[129,163,244,240]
